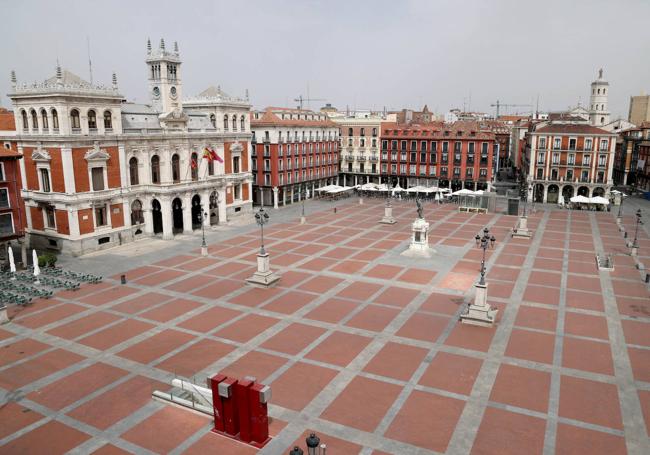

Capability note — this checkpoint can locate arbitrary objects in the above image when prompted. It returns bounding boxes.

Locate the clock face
[170,86,177,98]
[152,86,160,98]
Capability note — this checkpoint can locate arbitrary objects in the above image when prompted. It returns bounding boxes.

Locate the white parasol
[32,249,40,280]
[8,246,15,274]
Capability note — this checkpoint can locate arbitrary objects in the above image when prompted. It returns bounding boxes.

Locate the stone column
[543,185,548,203]
[202,191,211,227]
[291,186,295,204]
[161,197,173,240]
[218,188,227,225]
[143,206,153,235]
[273,187,279,209]
[183,194,193,234]
[282,187,286,206]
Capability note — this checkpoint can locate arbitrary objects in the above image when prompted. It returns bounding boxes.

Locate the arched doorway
[592,187,605,197]
[209,191,219,225]
[577,186,589,197]
[562,186,574,200]
[547,184,559,204]
[534,183,544,203]
[151,199,163,234]
[451,180,462,191]
[172,197,183,234]
[191,195,202,230]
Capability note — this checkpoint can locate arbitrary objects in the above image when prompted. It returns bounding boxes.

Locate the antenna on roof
[86,36,93,85]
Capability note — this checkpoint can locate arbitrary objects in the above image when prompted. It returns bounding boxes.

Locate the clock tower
[146,38,182,114]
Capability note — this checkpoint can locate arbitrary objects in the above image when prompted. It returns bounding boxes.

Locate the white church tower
[146,38,182,114]
[589,68,610,126]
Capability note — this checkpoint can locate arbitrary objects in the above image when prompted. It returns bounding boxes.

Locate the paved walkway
[1,197,649,454]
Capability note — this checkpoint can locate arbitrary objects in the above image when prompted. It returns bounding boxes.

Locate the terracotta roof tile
[0,108,16,131]
[535,123,612,135]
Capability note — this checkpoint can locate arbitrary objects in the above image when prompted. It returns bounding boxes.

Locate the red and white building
[0,108,27,262]
[524,123,616,203]
[380,120,496,191]
[250,108,339,207]
[2,39,252,255]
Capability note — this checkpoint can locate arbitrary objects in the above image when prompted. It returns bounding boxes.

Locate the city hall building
[3,39,252,255]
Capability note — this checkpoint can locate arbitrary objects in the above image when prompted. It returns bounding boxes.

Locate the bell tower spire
[589,68,610,126]
[146,38,182,114]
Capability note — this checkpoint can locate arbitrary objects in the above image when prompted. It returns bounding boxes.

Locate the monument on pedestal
[461,227,498,326]
[402,198,433,258]
[379,198,396,224]
[247,208,281,287]
[512,196,532,238]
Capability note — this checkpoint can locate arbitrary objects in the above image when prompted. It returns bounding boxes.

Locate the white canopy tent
[570,195,590,203]
[589,196,610,205]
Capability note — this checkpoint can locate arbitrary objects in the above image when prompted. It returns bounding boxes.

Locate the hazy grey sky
[2,0,649,118]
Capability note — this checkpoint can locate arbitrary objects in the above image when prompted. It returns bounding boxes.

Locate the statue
[416,197,423,219]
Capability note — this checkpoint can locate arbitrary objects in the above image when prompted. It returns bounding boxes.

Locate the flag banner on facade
[202,149,212,161]
[205,146,223,163]
[191,158,198,169]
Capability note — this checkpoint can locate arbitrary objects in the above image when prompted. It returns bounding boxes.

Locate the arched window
[51,109,59,130]
[20,110,28,131]
[600,117,605,124]
[224,115,229,131]
[191,152,198,181]
[232,115,237,131]
[597,88,601,94]
[151,155,160,184]
[129,157,139,185]
[171,154,180,182]
[210,114,216,128]
[70,109,81,131]
[603,89,606,95]
[240,115,245,131]
[30,109,38,131]
[131,199,144,225]
[40,109,48,130]
[104,111,112,130]
[88,110,97,130]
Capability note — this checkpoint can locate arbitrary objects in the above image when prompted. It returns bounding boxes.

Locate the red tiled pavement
[0,402,44,440]
[304,298,359,324]
[0,349,85,391]
[183,431,257,455]
[559,376,623,430]
[363,342,428,382]
[271,362,339,411]
[15,303,86,329]
[396,312,449,343]
[178,305,243,333]
[261,322,327,355]
[345,305,401,332]
[627,347,650,382]
[419,352,483,395]
[155,339,235,377]
[336,281,383,301]
[515,306,557,332]
[111,292,173,314]
[374,286,420,308]
[555,423,627,455]
[68,375,168,430]
[320,376,402,432]
[304,331,372,367]
[139,298,203,323]
[471,407,546,455]
[220,350,288,382]
[28,362,128,411]
[490,364,551,413]
[120,405,210,453]
[445,323,497,353]
[505,328,555,364]
[621,319,650,346]
[0,420,91,454]
[562,337,614,375]
[117,329,195,364]
[262,290,318,314]
[214,314,280,343]
[385,389,465,452]
[0,337,51,365]
[47,311,122,340]
[78,319,155,351]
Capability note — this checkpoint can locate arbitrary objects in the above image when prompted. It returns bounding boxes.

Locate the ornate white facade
[3,39,253,255]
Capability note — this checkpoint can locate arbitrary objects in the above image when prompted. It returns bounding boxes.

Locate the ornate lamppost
[246,207,280,286]
[198,205,208,257]
[475,227,496,285]
[460,226,498,326]
[300,188,309,224]
[617,193,625,226]
[631,209,643,257]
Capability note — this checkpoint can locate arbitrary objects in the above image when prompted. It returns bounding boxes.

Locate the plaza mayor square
[1,1,650,454]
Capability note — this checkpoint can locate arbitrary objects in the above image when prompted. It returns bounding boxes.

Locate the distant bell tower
[146,38,182,113]
[589,68,610,126]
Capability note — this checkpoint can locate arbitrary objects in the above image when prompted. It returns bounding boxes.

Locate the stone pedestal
[402,218,433,258]
[201,246,208,257]
[379,205,396,224]
[0,305,8,324]
[460,283,498,327]
[300,216,306,225]
[246,252,281,287]
[512,216,532,238]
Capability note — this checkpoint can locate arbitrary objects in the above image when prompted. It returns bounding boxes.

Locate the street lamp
[617,194,624,219]
[198,205,208,256]
[255,207,270,255]
[475,227,496,285]
[632,209,643,249]
[306,433,320,455]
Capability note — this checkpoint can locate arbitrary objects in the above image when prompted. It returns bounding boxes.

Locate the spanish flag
[205,146,223,163]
